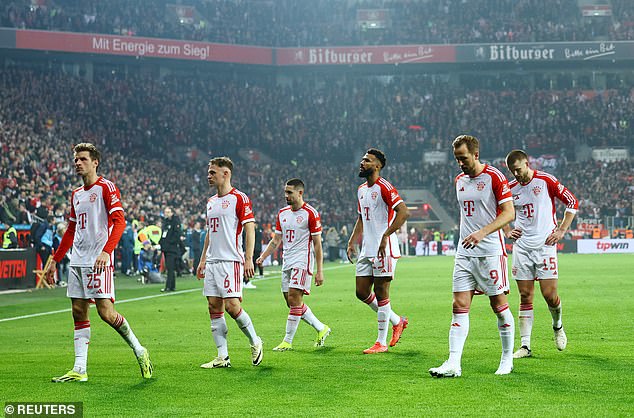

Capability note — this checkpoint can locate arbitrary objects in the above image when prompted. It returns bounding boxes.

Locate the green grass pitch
[1,254,633,417]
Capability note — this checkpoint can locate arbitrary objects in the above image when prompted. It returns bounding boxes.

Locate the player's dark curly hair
[367,148,386,168]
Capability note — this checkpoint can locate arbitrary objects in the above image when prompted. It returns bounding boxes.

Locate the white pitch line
[0,264,353,323]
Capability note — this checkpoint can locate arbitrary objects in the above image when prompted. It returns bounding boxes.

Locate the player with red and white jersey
[504,150,578,359]
[347,148,410,354]
[429,135,516,378]
[257,179,331,351]
[197,157,262,369]
[44,143,152,383]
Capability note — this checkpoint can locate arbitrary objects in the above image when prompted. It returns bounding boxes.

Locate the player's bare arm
[43,258,58,284]
[347,215,363,262]
[243,221,256,278]
[463,200,515,249]
[256,233,281,265]
[545,210,576,246]
[197,232,210,279]
[378,201,410,258]
[313,233,324,286]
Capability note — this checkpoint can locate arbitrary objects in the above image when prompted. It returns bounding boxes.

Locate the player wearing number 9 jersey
[505,150,578,359]
[45,143,153,383]
[256,179,331,352]
[347,148,410,355]
[429,135,516,378]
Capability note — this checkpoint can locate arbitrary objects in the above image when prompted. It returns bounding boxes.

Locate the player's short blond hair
[452,135,479,155]
[74,143,101,163]
[209,156,233,172]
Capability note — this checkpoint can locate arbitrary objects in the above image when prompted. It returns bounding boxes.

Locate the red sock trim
[74,320,90,330]
[113,314,124,329]
[210,312,224,320]
[452,308,470,314]
[289,306,303,316]
[363,293,376,304]
[519,304,534,311]
[493,303,509,313]
[301,304,308,315]
[378,298,390,307]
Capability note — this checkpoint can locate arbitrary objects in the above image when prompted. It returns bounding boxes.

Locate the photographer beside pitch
[504,150,578,359]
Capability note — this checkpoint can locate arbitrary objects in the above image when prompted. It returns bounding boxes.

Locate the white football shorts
[67,265,115,301]
[281,268,312,295]
[512,245,559,281]
[355,256,398,278]
[453,255,509,296]
[203,260,243,299]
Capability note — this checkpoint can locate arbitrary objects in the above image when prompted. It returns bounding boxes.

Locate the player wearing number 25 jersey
[46,143,152,383]
[430,135,515,378]
[505,150,578,359]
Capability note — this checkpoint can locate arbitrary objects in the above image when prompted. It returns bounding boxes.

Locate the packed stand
[1,0,630,46]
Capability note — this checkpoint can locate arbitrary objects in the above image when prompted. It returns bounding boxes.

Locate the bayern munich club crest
[532,186,542,196]
[296,216,304,223]
[89,193,98,202]
[371,191,379,200]
[222,200,230,209]
[476,182,486,191]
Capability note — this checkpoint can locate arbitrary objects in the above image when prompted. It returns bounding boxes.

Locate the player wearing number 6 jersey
[197,157,263,369]
[429,135,516,378]
[347,148,410,354]
[44,143,153,383]
[504,150,578,359]
[256,179,331,351]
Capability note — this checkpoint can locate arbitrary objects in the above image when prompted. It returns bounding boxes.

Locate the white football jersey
[456,165,513,257]
[68,177,123,267]
[357,177,403,258]
[509,170,578,250]
[205,188,255,263]
[275,203,322,272]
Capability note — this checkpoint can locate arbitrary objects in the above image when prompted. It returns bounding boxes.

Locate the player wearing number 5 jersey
[257,179,331,351]
[347,148,410,354]
[429,135,516,378]
[45,143,153,383]
[197,157,263,369]
[504,150,578,359]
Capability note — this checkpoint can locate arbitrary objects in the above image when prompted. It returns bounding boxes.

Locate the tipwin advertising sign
[577,239,634,254]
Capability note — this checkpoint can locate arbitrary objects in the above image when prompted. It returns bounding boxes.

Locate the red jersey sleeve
[275,212,282,234]
[235,192,255,225]
[379,179,403,209]
[488,167,513,205]
[307,207,322,235]
[102,180,124,216]
[543,172,579,213]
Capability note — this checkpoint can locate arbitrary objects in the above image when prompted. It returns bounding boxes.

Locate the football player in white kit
[256,178,331,351]
[347,148,410,354]
[197,157,263,368]
[429,135,516,377]
[45,143,153,382]
[504,150,578,359]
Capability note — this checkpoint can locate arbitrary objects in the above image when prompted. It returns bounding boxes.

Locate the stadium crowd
[1,67,632,254]
[2,0,632,46]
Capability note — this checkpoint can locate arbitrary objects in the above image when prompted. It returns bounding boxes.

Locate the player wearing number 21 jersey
[430,135,515,378]
[197,157,263,369]
[505,150,578,359]
[257,178,331,352]
[46,143,152,383]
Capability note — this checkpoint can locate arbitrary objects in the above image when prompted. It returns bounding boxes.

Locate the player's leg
[274,271,293,350]
[95,298,152,378]
[429,290,472,378]
[375,257,408,347]
[514,280,535,358]
[540,278,566,350]
[490,293,514,375]
[52,296,91,382]
[372,277,392,349]
[225,298,263,366]
[275,288,303,350]
[201,262,231,368]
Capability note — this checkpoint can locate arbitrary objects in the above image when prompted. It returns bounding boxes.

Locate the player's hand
[196,262,205,280]
[314,271,324,287]
[43,259,57,285]
[93,252,109,274]
[378,235,388,259]
[462,230,486,249]
[346,243,356,263]
[545,228,565,246]
[508,228,522,240]
[244,258,255,279]
[255,256,264,266]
